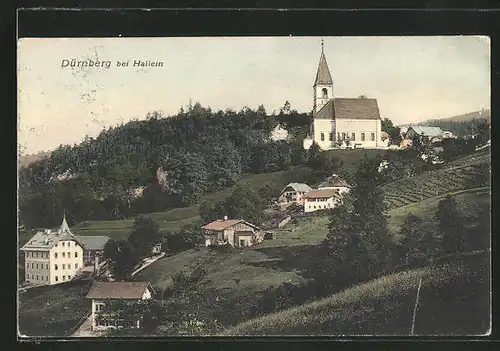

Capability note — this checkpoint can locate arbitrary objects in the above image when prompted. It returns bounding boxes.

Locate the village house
[303,42,387,151]
[74,235,110,266]
[20,215,84,286]
[403,126,445,141]
[86,281,152,331]
[202,217,263,248]
[278,182,312,209]
[317,174,352,194]
[303,189,342,213]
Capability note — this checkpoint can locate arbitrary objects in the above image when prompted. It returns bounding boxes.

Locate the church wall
[335,118,382,148]
[314,85,333,111]
[313,119,336,150]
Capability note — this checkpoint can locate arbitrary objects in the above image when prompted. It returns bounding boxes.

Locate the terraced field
[382,149,490,210]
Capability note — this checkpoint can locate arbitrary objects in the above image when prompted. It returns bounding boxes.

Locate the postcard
[17,35,491,338]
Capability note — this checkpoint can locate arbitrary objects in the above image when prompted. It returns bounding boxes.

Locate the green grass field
[221,251,490,336]
[18,279,92,337]
[70,166,315,240]
[387,186,491,236]
[381,149,490,210]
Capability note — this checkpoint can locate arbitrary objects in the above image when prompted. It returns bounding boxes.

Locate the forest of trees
[18,103,311,230]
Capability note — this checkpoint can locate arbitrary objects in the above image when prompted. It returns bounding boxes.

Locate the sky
[18,36,490,154]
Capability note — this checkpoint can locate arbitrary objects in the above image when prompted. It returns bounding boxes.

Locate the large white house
[20,215,84,285]
[304,44,387,150]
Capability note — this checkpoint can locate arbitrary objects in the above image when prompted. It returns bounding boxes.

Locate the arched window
[322,88,328,98]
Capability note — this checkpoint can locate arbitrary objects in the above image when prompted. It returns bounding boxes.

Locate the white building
[303,189,342,213]
[304,44,386,150]
[271,124,289,141]
[86,281,152,331]
[20,215,84,286]
[202,218,263,248]
[317,174,351,195]
[278,182,312,209]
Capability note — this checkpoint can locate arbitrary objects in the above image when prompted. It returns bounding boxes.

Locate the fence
[65,310,91,337]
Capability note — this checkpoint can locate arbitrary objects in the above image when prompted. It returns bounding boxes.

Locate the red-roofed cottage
[202,217,262,248]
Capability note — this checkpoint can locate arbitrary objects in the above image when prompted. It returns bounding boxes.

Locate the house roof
[406,126,444,138]
[304,189,339,199]
[86,281,150,300]
[318,174,351,189]
[74,235,110,251]
[314,51,333,86]
[315,98,381,120]
[202,219,260,231]
[20,216,82,251]
[281,182,312,194]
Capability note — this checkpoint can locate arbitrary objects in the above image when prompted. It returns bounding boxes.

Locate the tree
[103,239,138,280]
[435,195,467,254]
[381,118,402,146]
[128,215,161,258]
[398,213,424,264]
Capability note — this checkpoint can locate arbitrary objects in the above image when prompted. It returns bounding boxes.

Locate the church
[303,43,387,150]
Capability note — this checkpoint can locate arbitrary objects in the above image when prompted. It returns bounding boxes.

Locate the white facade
[90,288,152,331]
[21,217,84,286]
[278,183,312,209]
[304,196,340,213]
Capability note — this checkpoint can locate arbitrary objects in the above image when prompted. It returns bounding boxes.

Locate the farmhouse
[303,42,387,150]
[303,189,342,213]
[404,126,445,141]
[278,182,312,209]
[20,215,84,286]
[317,174,351,194]
[74,235,110,266]
[202,217,263,248]
[86,281,152,331]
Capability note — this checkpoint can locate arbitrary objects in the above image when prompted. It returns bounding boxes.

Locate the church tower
[313,39,334,112]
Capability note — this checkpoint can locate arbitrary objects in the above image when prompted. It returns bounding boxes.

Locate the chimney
[223,215,228,221]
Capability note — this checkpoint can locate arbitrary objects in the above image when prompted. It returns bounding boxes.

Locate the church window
[361,133,365,141]
[352,133,356,140]
[322,88,328,98]
[320,133,325,141]
[371,133,375,141]
[329,132,333,141]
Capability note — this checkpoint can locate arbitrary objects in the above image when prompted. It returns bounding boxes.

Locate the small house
[74,235,110,266]
[303,189,342,213]
[317,174,351,195]
[151,243,162,255]
[202,217,262,248]
[404,126,444,140]
[86,281,152,331]
[278,183,312,209]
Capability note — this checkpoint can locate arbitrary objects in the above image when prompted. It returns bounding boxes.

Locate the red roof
[86,282,150,299]
[304,189,338,199]
[202,219,244,231]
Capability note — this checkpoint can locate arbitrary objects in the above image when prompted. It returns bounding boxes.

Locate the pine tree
[435,195,467,255]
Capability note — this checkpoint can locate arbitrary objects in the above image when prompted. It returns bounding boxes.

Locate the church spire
[314,40,333,87]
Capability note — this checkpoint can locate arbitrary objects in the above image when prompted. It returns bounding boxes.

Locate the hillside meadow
[222,251,490,336]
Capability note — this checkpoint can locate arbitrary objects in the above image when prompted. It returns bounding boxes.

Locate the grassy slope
[70,166,315,240]
[381,149,490,210]
[18,279,92,337]
[222,252,490,336]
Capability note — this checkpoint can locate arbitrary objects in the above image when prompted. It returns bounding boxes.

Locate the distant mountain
[422,109,491,125]
[18,151,51,169]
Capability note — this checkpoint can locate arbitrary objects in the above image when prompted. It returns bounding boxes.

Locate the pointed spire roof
[314,44,333,86]
[58,212,73,235]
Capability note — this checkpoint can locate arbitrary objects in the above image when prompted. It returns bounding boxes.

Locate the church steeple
[313,39,334,112]
[314,39,333,87]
